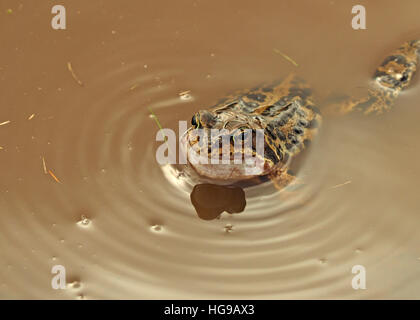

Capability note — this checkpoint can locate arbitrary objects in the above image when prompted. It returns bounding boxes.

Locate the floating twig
[129,83,139,91]
[48,170,62,183]
[331,180,352,189]
[0,120,11,126]
[67,62,84,86]
[28,114,35,120]
[148,107,167,142]
[273,49,299,67]
[42,157,47,174]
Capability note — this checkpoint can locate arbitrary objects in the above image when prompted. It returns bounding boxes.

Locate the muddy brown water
[1,0,420,299]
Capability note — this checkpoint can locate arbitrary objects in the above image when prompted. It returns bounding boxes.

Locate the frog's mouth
[180,126,273,180]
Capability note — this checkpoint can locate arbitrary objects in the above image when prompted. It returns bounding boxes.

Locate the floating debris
[0,147,3,150]
[151,224,162,232]
[41,157,47,174]
[273,49,299,67]
[331,180,352,189]
[224,224,234,233]
[179,90,192,101]
[28,114,35,120]
[69,281,81,289]
[6,9,13,14]
[0,120,11,126]
[129,83,139,91]
[67,62,84,86]
[48,170,62,183]
[78,215,91,227]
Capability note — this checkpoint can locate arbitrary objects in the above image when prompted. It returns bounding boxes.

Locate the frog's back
[208,74,322,167]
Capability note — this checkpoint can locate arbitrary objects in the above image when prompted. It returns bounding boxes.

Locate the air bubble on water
[128,142,133,151]
[69,281,81,289]
[78,215,91,227]
[144,64,148,69]
[319,258,328,264]
[206,74,212,79]
[355,248,362,253]
[224,224,233,233]
[151,224,162,232]
[100,168,106,173]
[179,91,192,101]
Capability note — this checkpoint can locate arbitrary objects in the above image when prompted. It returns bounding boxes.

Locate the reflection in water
[190,184,246,220]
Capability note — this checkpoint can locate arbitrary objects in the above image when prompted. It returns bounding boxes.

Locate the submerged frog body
[184,40,420,186]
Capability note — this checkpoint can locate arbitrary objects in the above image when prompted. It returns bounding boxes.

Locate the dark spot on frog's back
[288,133,298,144]
[246,93,267,102]
[298,119,308,127]
[293,126,304,135]
[277,130,286,141]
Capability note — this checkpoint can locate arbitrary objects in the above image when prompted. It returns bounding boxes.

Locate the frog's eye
[191,114,199,128]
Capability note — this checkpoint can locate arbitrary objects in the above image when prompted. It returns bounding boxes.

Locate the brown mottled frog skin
[185,40,420,188]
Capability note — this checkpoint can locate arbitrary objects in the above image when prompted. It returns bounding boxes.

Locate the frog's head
[183,109,274,180]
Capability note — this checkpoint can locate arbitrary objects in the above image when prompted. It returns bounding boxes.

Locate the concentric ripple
[1,31,420,299]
